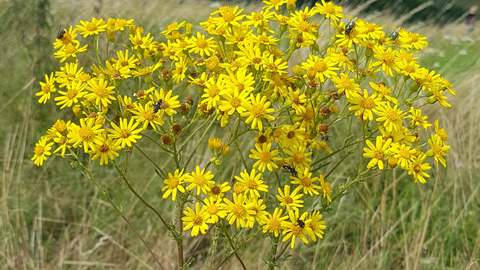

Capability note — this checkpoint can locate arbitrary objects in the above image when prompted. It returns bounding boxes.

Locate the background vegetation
[1,0,479,269]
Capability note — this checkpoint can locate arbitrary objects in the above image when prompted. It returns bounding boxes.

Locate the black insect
[345,17,358,36]
[57,29,66,40]
[390,27,402,41]
[297,219,305,228]
[153,99,163,113]
[282,165,298,177]
[321,134,329,142]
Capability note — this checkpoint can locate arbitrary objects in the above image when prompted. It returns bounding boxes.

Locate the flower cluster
[33,0,453,253]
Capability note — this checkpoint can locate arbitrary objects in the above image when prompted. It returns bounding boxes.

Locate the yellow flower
[149,88,181,116]
[281,209,314,249]
[301,55,339,83]
[234,169,268,198]
[241,93,276,131]
[162,169,187,201]
[276,185,304,210]
[291,167,321,196]
[407,107,432,130]
[131,102,165,131]
[426,134,450,168]
[107,118,143,148]
[53,43,88,63]
[204,197,227,224]
[207,182,231,201]
[374,102,406,132]
[36,72,57,104]
[185,166,215,196]
[318,175,332,203]
[332,73,361,99]
[249,142,282,172]
[76,18,107,38]
[90,134,121,165]
[187,32,217,57]
[314,0,344,22]
[54,81,86,109]
[372,46,399,77]
[202,77,226,110]
[245,196,268,228]
[31,138,54,167]
[348,89,384,122]
[308,210,326,242]
[408,153,431,184]
[263,0,286,11]
[68,118,104,153]
[85,78,116,107]
[261,208,289,237]
[363,136,393,170]
[283,144,312,172]
[172,57,188,84]
[54,26,79,49]
[391,144,416,170]
[182,202,209,237]
[223,193,256,228]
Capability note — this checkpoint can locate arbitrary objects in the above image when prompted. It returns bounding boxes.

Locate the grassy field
[1,0,479,269]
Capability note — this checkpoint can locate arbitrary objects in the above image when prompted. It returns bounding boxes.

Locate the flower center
[42,84,51,93]
[252,104,265,118]
[211,185,221,195]
[413,164,421,173]
[233,183,245,194]
[386,109,400,122]
[168,177,179,188]
[314,60,328,73]
[34,145,45,156]
[192,214,204,226]
[193,175,206,186]
[223,11,235,22]
[66,88,78,100]
[300,177,312,187]
[293,152,305,164]
[86,22,97,31]
[99,144,109,153]
[298,21,310,32]
[253,13,264,21]
[374,149,385,160]
[259,151,272,163]
[230,97,241,108]
[325,2,336,14]
[399,148,411,159]
[232,204,246,217]
[143,110,155,121]
[360,97,375,109]
[287,131,295,139]
[245,179,258,190]
[284,196,293,204]
[268,219,280,230]
[382,52,394,65]
[119,129,131,139]
[207,204,218,215]
[78,127,94,141]
[94,85,108,98]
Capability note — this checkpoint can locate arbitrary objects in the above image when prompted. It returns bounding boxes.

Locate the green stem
[133,144,167,178]
[184,115,217,170]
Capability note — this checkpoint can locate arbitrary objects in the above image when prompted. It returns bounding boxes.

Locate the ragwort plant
[32,0,454,269]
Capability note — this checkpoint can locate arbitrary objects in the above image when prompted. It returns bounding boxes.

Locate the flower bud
[410,82,420,93]
[129,25,136,36]
[186,23,193,37]
[221,145,230,156]
[72,105,82,117]
[388,156,398,168]
[161,134,172,146]
[170,123,182,136]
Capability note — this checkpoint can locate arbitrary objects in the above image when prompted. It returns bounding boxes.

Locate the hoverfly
[390,27,402,41]
[297,219,305,229]
[345,17,358,36]
[282,164,298,177]
[153,99,163,114]
[57,29,66,40]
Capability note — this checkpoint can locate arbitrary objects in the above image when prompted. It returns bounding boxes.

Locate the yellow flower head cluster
[33,1,454,250]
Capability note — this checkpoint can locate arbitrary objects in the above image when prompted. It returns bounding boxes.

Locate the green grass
[1,1,480,269]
